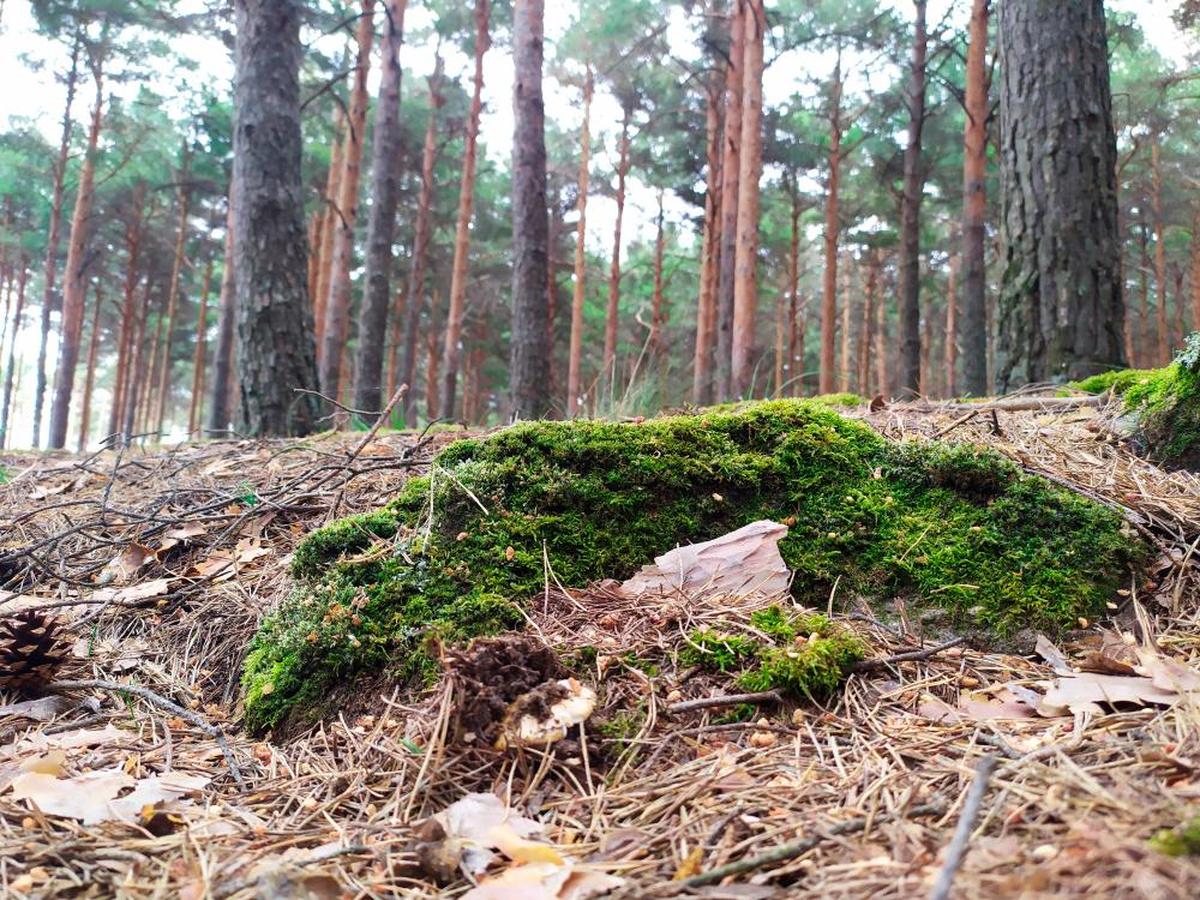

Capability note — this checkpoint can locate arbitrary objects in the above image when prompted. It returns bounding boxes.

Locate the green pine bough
[242,399,1143,733]
[1072,332,1200,468]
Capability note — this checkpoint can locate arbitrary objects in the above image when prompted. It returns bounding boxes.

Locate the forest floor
[3,396,1200,898]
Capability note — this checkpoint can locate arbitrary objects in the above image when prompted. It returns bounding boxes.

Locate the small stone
[1031,844,1059,862]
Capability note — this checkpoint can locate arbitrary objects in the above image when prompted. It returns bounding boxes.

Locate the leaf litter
[1,402,1200,896]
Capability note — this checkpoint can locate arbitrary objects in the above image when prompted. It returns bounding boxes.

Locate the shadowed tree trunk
[692,71,722,405]
[603,102,633,398]
[566,65,593,417]
[352,0,409,415]
[400,60,444,426]
[153,143,192,437]
[960,0,989,396]
[206,199,236,435]
[187,260,214,435]
[232,0,321,436]
[48,46,104,450]
[897,0,928,397]
[319,0,375,404]
[996,0,1124,389]
[76,286,103,452]
[509,0,553,419]
[731,0,764,398]
[819,50,843,395]
[0,261,29,448]
[714,0,744,400]
[440,0,490,421]
[32,34,79,449]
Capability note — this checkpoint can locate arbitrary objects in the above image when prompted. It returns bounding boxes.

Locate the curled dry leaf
[461,861,625,900]
[416,792,558,881]
[99,543,157,584]
[5,767,209,824]
[1038,672,1178,716]
[495,678,596,750]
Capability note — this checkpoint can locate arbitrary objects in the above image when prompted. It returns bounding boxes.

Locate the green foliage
[683,607,867,701]
[243,400,1143,731]
[0,465,8,485]
[1150,817,1200,857]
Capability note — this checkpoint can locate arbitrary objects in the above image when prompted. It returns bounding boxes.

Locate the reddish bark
[604,102,633,396]
[0,260,29,448]
[731,0,764,397]
[314,109,346,349]
[77,285,104,452]
[945,254,959,397]
[714,0,745,399]
[187,259,214,435]
[818,51,843,395]
[566,65,593,417]
[153,144,192,437]
[692,70,722,404]
[108,186,145,440]
[1153,136,1169,363]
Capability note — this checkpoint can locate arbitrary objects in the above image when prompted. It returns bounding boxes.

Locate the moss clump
[811,392,866,408]
[1150,816,1200,857]
[683,607,866,700]
[243,399,1141,732]
[1072,335,1200,467]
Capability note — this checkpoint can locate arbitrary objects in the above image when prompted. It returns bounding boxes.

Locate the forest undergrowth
[3,395,1200,898]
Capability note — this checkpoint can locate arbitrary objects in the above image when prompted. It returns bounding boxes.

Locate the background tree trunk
[692,73,721,405]
[996,0,1125,389]
[604,101,632,405]
[566,66,593,417]
[232,0,321,436]
[945,253,959,396]
[187,260,213,435]
[109,187,144,440]
[153,144,193,437]
[819,52,843,395]
[48,54,103,450]
[897,0,928,397]
[76,286,103,452]
[731,0,764,398]
[439,0,490,420]
[313,110,346,350]
[206,199,236,435]
[0,262,29,448]
[32,35,79,449]
[400,61,443,426]
[1152,135,1170,363]
[509,0,553,419]
[713,0,744,400]
[960,0,989,396]
[352,0,409,414]
[318,0,375,405]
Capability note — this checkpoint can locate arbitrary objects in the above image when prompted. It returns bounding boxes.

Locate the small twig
[929,754,998,900]
[851,636,967,672]
[50,678,245,788]
[682,800,947,887]
[666,690,782,715]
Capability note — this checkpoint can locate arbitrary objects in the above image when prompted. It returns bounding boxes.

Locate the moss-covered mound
[242,399,1141,732]
[1072,334,1200,467]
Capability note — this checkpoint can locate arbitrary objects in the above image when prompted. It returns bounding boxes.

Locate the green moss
[682,607,867,701]
[1072,335,1200,466]
[243,399,1142,732]
[1150,816,1200,857]
[811,392,865,408]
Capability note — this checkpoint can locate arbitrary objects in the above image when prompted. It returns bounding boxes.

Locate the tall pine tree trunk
[109,188,144,440]
[692,72,722,405]
[319,0,375,405]
[153,144,192,437]
[314,110,346,349]
[787,186,802,395]
[897,0,928,397]
[32,35,79,449]
[714,0,744,400]
[232,0,321,436]
[48,49,103,450]
[875,251,889,397]
[400,62,444,426]
[439,0,490,420]
[206,200,236,435]
[960,0,989,396]
[1152,135,1169,363]
[1191,210,1200,332]
[509,0,553,419]
[122,276,152,441]
[945,253,959,396]
[996,0,1124,389]
[76,286,103,452]
[352,0,408,414]
[0,261,28,448]
[731,0,763,398]
[838,255,852,392]
[187,259,213,435]
[603,101,632,404]
[818,52,843,395]
[566,66,593,416]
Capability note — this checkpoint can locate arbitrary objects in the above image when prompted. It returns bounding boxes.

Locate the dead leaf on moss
[618,520,790,600]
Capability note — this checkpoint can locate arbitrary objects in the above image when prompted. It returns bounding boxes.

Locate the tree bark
[1191,210,1200,333]
[945,253,959,397]
[439,0,490,420]
[1152,135,1169,364]
[996,0,1124,389]
[319,0,375,405]
[0,261,29,448]
[399,61,444,426]
[731,0,764,398]
[897,0,928,397]
[874,250,889,397]
[960,0,989,396]
[566,65,593,416]
[351,0,408,414]
[122,275,153,441]
[650,189,667,364]
[859,252,877,394]
[76,285,103,452]
[32,34,79,449]
[692,71,722,405]
[838,254,852,392]
[232,0,322,436]
[47,49,103,450]
[108,185,144,441]
[604,101,633,404]
[819,51,843,395]
[313,109,346,350]
[714,0,745,400]
[1139,216,1150,369]
[153,143,192,437]
[187,259,214,435]
[206,199,236,435]
[509,0,553,420]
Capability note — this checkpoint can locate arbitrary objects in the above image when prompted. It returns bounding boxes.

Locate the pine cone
[0,610,68,695]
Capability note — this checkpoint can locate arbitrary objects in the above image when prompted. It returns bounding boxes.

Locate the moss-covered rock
[1072,334,1200,467]
[242,399,1142,732]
